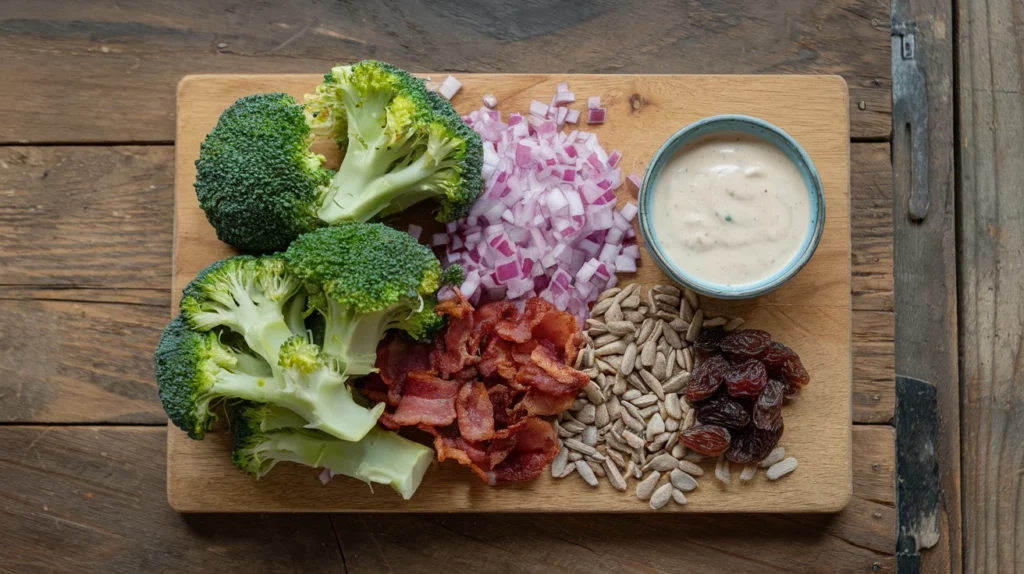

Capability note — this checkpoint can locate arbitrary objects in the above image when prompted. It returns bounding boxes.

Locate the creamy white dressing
[650,132,811,286]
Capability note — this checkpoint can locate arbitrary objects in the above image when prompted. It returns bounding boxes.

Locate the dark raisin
[677,424,731,456]
[720,329,773,359]
[761,342,810,389]
[693,326,725,358]
[753,378,785,430]
[695,394,751,428]
[725,422,784,464]
[724,359,768,398]
[685,354,730,403]
[781,356,810,389]
[760,342,795,372]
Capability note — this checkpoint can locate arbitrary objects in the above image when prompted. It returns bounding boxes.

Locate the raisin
[761,342,811,389]
[695,394,751,428]
[753,378,785,430]
[781,356,810,389]
[693,326,725,358]
[720,329,773,359]
[724,359,768,398]
[725,422,784,464]
[677,424,731,456]
[686,354,730,403]
[760,342,795,372]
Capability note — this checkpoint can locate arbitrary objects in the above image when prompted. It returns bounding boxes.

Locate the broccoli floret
[179,256,301,376]
[309,60,482,224]
[195,93,332,254]
[155,318,383,442]
[231,402,434,500]
[283,223,444,375]
[154,316,275,439]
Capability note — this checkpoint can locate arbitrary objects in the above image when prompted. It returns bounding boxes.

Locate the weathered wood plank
[0,0,891,143]
[0,146,173,291]
[957,0,1024,569]
[0,426,343,572]
[336,426,894,573]
[891,0,961,569]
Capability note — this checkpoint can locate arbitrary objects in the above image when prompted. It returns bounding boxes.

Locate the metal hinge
[892,21,929,221]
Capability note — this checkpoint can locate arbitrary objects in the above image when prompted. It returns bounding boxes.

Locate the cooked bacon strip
[456,381,495,442]
[486,418,559,484]
[477,337,518,381]
[376,333,433,406]
[518,390,576,417]
[391,372,460,427]
[529,345,590,389]
[432,291,478,377]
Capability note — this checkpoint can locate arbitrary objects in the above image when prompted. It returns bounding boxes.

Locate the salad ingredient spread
[649,132,811,286]
[553,282,807,508]
[444,83,639,321]
[194,61,483,254]
[156,222,459,499]
[358,291,590,485]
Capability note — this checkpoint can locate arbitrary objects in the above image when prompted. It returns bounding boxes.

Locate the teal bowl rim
[638,114,826,300]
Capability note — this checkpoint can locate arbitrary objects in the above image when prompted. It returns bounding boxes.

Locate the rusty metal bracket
[892,21,930,221]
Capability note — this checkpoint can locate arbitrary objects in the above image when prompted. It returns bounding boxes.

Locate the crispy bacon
[391,373,460,427]
[456,381,495,442]
[376,334,433,406]
[432,291,478,377]
[477,337,518,380]
[486,418,559,484]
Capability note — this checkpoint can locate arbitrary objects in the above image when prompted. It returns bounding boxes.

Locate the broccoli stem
[318,150,444,223]
[321,302,408,376]
[276,366,385,442]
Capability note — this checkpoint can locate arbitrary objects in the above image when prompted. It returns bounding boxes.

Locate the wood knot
[629,94,645,112]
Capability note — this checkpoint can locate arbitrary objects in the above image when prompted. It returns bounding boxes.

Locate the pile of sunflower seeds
[551,283,796,509]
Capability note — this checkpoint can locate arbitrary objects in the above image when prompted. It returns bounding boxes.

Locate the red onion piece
[438,75,462,100]
[407,224,423,241]
[587,96,601,109]
[483,94,498,108]
[587,108,607,124]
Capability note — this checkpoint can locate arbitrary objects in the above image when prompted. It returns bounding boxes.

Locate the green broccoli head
[180,255,302,371]
[195,93,332,254]
[311,61,482,224]
[230,401,434,499]
[283,223,443,374]
[155,315,269,439]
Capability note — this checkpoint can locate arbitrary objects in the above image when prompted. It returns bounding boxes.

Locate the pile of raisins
[677,328,810,464]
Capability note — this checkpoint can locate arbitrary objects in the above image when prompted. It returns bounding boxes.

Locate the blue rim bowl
[638,115,826,300]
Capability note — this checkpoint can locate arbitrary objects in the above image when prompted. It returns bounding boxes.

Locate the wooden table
[0,0,1009,571]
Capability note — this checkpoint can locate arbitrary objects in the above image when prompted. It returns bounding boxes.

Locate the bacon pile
[360,293,589,485]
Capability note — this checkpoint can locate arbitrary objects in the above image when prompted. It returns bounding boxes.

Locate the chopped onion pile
[443,84,639,321]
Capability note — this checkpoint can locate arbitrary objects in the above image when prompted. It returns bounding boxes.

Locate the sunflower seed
[557,424,575,438]
[676,459,703,476]
[591,298,613,316]
[672,488,688,504]
[581,425,599,447]
[640,370,665,400]
[644,453,679,472]
[657,302,678,315]
[683,347,694,371]
[596,358,616,375]
[715,455,731,484]
[555,461,577,478]
[656,310,678,322]
[577,403,596,424]
[631,393,659,408]
[640,339,657,367]
[665,416,680,431]
[551,445,569,477]
[581,366,599,378]
[670,468,699,491]
[588,460,606,477]
[649,483,673,510]
[665,431,678,448]
[612,283,638,305]
[661,322,683,349]
[646,288,658,313]
[658,400,668,421]
[606,320,635,336]
[636,471,662,500]
[671,443,687,459]
[604,458,627,491]
[661,371,690,393]
[739,463,758,481]
[627,372,648,392]
[636,319,655,346]
[588,325,609,339]
[647,432,671,452]
[597,287,622,302]
[570,398,587,411]
[685,309,703,342]
[573,349,585,368]
[680,297,694,321]
[638,404,660,419]
[646,413,666,440]
[766,457,798,480]
[606,302,624,323]
[668,317,688,331]
[584,347,595,368]
[621,411,645,434]
[703,316,728,328]
[665,350,676,378]
[652,353,667,379]
[620,295,641,309]
[595,340,627,357]
[612,371,627,395]
[605,355,623,371]
[595,402,610,427]
[684,451,704,463]
[683,409,696,430]
[569,450,583,461]
[625,460,638,479]
[684,288,699,311]
[625,310,646,323]
[665,393,683,419]
[563,437,598,455]
[657,340,670,357]
[654,293,681,307]
[654,284,681,297]
[582,381,606,405]
[724,317,746,332]
[622,389,642,401]
[759,447,786,468]
[621,429,645,449]
[611,418,625,437]
[606,448,627,469]
[606,433,631,453]
[620,342,637,375]
[634,354,645,372]
[622,399,644,421]
[575,460,599,486]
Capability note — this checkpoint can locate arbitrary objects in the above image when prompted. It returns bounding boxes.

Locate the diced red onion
[483,94,498,108]
[587,96,601,109]
[529,100,549,118]
[432,233,449,246]
[587,108,606,124]
[438,75,462,100]
[615,255,637,273]
[556,82,570,92]
[553,91,575,106]
[620,202,638,221]
[318,468,334,485]
[627,174,642,188]
[407,224,423,241]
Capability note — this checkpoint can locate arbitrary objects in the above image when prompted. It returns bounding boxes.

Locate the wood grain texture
[0,0,891,143]
[891,0,961,569]
[0,426,344,573]
[169,73,851,513]
[957,0,1024,569]
[0,425,893,573]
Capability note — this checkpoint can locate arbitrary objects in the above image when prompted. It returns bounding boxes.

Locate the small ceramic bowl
[638,114,826,300]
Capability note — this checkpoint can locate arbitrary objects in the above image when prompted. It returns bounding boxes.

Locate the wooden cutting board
[169,73,851,513]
